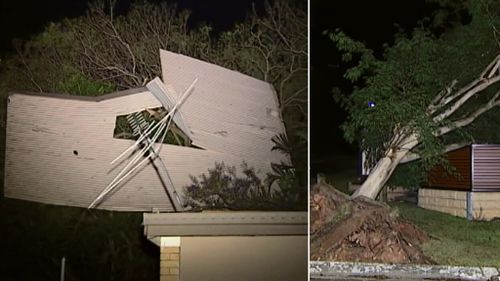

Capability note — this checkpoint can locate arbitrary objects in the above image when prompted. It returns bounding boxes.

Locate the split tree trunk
[352,134,419,199]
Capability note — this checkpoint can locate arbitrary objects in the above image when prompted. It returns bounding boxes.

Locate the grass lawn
[393,202,500,267]
[0,197,158,281]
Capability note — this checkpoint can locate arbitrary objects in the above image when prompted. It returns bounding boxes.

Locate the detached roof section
[160,50,288,165]
[4,50,289,211]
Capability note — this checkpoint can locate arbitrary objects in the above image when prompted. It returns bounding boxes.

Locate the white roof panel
[160,50,289,165]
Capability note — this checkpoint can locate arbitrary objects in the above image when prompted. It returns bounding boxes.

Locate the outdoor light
[368,101,376,108]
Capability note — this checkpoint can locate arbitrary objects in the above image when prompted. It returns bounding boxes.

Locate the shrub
[185,162,305,211]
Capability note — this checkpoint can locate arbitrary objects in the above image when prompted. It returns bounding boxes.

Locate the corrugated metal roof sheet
[160,50,289,165]
[472,144,500,192]
[4,51,289,211]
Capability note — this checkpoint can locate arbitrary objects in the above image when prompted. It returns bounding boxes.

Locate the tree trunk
[352,134,418,199]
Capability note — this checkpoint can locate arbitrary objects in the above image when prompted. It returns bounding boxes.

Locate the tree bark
[352,134,418,199]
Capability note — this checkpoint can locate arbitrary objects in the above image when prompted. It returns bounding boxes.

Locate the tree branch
[436,89,500,136]
[14,47,43,92]
[433,75,500,122]
[428,79,458,112]
[430,54,500,117]
[481,53,500,78]
[400,142,471,164]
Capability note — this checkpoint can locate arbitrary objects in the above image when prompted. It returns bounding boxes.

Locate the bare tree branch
[430,54,500,116]
[428,79,458,112]
[433,75,500,122]
[14,48,43,92]
[400,142,471,164]
[436,89,500,136]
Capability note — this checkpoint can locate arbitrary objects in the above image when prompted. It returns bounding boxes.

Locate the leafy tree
[329,0,500,199]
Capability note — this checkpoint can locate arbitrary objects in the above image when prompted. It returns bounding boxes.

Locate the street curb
[310,261,500,280]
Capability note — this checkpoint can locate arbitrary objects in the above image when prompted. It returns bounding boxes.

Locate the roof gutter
[143,211,307,242]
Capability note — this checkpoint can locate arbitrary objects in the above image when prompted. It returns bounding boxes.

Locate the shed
[419,144,500,220]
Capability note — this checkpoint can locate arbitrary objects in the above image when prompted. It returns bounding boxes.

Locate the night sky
[0,0,268,56]
[310,0,436,174]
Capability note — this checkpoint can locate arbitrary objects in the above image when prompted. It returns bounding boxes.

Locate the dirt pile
[310,182,433,264]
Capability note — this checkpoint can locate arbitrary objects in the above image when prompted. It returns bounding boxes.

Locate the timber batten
[426,145,471,191]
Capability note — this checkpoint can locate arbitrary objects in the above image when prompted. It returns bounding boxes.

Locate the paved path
[311,277,457,281]
[310,277,460,281]
[311,261,500,281]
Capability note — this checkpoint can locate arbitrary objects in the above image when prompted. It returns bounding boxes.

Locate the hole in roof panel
[113,106,194,147]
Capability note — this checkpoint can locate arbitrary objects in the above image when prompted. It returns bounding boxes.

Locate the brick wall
[418,188,500,220]
[418,189,467,217]
[472,192,500,220]
[160,246,180,281]
[160,237,181,281]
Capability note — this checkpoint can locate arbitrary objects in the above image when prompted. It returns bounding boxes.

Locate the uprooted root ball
[310,182,433,264]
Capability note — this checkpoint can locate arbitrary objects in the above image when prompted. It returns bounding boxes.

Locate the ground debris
[311,182,433,264]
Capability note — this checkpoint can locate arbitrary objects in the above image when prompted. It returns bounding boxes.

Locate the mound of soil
[311,181,433,264]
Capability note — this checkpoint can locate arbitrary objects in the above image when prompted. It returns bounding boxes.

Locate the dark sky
[310,0,436,173]
[0,0,268,56]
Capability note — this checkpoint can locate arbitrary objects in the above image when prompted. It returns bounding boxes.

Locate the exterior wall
[418,188,467,217]
[161,246,181,281]
[179,236,307,281]
[419,188,500,220]
[4,91,280,211]
[472,145,500,192]
[427,146,471,191]
[472,192,500,220]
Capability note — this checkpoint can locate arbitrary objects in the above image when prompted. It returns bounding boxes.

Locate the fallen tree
[328,0,500,199]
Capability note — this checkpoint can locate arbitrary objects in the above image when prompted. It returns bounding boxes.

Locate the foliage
[387,161,427,190]
[0,22,116,96]
[185,162,305,211]
[58,72,116,96]
[271,132,307,198]
[328,0,500,189]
